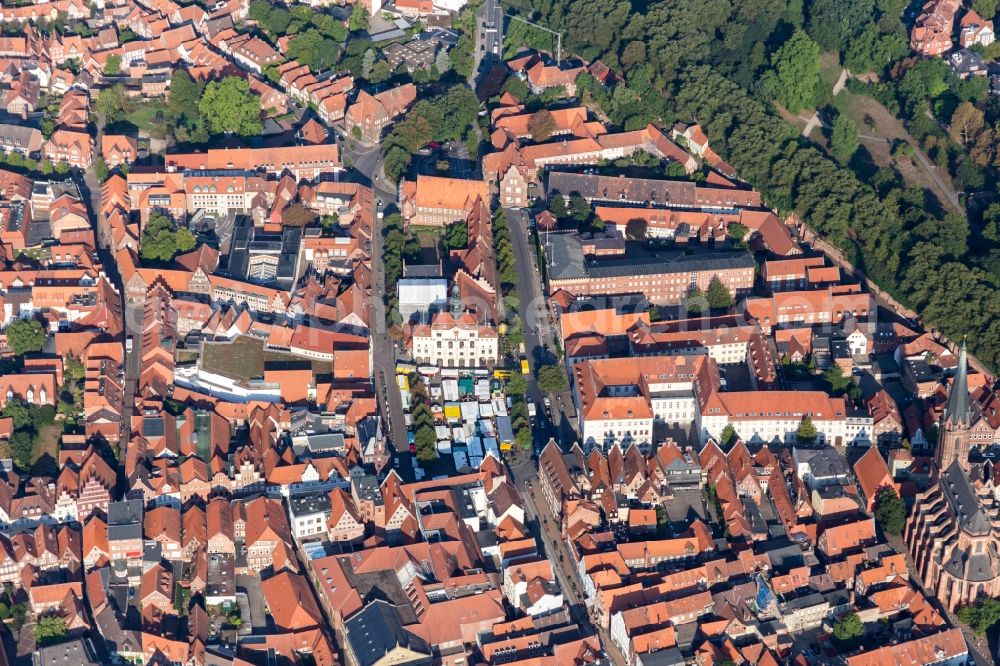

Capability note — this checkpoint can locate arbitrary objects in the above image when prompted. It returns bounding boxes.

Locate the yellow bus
[520,357,530,375]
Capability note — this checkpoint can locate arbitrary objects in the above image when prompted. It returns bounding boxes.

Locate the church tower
[936,340,973,471]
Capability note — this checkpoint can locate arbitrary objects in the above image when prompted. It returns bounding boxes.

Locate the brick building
[546,232,754,306]
[401,175,489,228]
[344,83,416,143]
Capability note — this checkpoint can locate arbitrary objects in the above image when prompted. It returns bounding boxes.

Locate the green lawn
[201,336,330,382]
[410,225,445,239]
[819,52,843,93]
[201,336,268,382]
[125,104,167,139]
[14,247,50,262]
[126,105,158,128]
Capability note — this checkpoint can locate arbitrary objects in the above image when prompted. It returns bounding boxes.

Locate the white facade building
[573,355,715,452]
[698,390,872,447]
[287,492,331,539]
[409,310,499,369]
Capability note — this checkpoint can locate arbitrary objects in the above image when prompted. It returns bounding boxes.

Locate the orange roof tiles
[818,517,875,557]
[29,581,83,608]
[845,628,966,666]
[629,509,657,529]
[574,355,715,422]
[408,590,506,647]
[412,174,489,212]
[853,445,897,510]
[260,571,323,631]
[166,144,339,174]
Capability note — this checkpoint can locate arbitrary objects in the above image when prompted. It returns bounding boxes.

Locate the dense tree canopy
[444,221,468,250]
[140,214,197,262]
[844,23,907,73]
[34,616,67,646]
[249,0,347,41]
[830,113,859,159]
[281,204,318,227]
[719,424,738,450]
[972,0,1000,21]
[528,110,557,142]
[806,0,873,53]
[349,3,368,32]
[958,598,1000,636]
[5,319,45,356]
[96,84,135,122]
[198,77,262,137]
[625,218,648,240]
[685,286,707,316]
[873,486,906,535]
[767,30,821,113]
[104,53,121,75]
[832,612,864,646]
[796,416,817,444]
[506,372,528,395]
[537,365,568,393]
[164,69,209,143]
[381,86,479,182]
[288,29,341,70]
[1,401,30,430]
[706,277,733,310]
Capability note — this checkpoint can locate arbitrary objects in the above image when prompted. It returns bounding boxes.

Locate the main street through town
[514,461,628,666]
[339,133,414,478]
[505,208,578,448]
[475,0,504,76]
[502,209,624,661]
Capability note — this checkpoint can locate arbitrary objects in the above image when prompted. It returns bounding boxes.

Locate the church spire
[944,339,971,427]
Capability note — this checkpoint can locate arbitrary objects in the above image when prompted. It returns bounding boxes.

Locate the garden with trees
[958,597,1000,636]
[140,213,198,263]
[409,378,438,463]
[381,85,481,182]
[0,401,58,472]
[102,72,263,145]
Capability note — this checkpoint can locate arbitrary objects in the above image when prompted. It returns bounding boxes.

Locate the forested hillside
[505,0,1000,370]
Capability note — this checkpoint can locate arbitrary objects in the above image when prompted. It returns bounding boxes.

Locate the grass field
[126,105,159,129]
[15,248,50,262]
[780,52,965,213]
[409,226,444,239]
[176,350,200,364]
[30,423,61,476]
